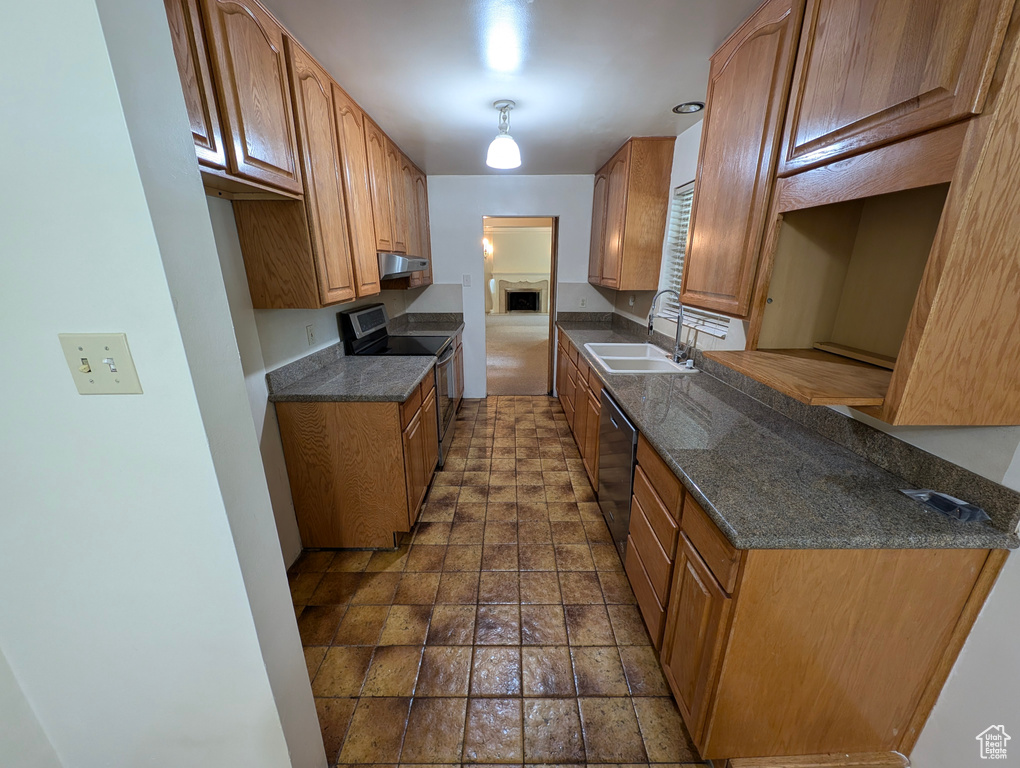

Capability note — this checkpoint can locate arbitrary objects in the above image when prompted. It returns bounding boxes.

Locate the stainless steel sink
[583,342,696,374]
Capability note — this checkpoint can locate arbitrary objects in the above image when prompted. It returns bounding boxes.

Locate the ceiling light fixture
[486,100,521,170]
[672,101,705,114]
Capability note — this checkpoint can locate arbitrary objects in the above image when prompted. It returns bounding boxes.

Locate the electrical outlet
[462,273,472,287]
[628,295,636,307]
[58,333,143,395]
[579,297,587,308]
[306,324,316,346]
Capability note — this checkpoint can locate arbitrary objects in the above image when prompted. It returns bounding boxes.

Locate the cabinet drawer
[419,371,435,402]
[636,434,683,515]
[567,340,579,365]
[587,367,603,398]
[625,535,666,649]
[400,386,422,430]
[558,328,570,350]
[633,466,679,558]
[576,355,590,384]
[682,494,741,594]
[629,495,673,605]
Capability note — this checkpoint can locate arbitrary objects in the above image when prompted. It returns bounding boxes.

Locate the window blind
[660,182,730,339]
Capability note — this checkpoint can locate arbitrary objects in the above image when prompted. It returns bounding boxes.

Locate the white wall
[427,175,606,396]
[491,229,553,274]
[0,1,320,767]
[406,283,464,313]
[0,650,62,768]
[209,198,304,567]
[97,2,324,763]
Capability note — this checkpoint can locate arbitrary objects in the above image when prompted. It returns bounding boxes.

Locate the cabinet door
[286,39,355,305]
[364,117,394,251]
[202,0,302,193]
[454,340,465,403]
[588,171,609,285]
[573,374,589,453]
[680,0,803,318]
[600,150,630,288]
[388,140,409,254]
[582,391,600,487]
[164,0,226,169]
[402,410,426,526]
[408,168,432,287]
[332,85,381,297]
[556,343,569,405]
[421,388,439,479]
[660,534,733,741]
[778,0,1014,174]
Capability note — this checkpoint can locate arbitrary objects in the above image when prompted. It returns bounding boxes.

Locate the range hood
[379,252,429,279]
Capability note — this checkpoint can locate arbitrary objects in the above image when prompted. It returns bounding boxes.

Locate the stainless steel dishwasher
[598,390,638,560]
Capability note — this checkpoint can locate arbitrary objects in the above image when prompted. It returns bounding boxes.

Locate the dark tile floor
[289,396,704,767]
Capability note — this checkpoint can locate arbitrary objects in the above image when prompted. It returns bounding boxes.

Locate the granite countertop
[266,313,463,403]
[557,320,1019,551]
[388,313,465,337]
[268,352,435,403]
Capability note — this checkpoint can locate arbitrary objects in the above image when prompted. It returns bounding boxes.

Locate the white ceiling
[264,0,761,175]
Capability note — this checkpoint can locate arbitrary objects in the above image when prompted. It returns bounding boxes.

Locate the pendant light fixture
[486,100,521,169]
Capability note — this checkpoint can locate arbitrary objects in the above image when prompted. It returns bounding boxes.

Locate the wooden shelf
[813,342,896,370]
[704,349,892,407]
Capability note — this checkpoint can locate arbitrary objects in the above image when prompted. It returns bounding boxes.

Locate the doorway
[482,216,558,395]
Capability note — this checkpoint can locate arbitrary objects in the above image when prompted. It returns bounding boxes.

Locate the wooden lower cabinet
[660,533,733,740]
[582,389,600,487]
[557,333,604,490]
[403,386,439,528]
[453,337,465,406]
[571,359,590,451]
[275,380,439,548]
[556,341,569,404]
[626,435,685,649]
[655,490,1005,761]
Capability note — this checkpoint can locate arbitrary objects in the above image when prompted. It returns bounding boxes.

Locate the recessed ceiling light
[672,102,705,114]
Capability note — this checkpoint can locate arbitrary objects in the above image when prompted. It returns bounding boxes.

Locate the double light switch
[58,333,143,395]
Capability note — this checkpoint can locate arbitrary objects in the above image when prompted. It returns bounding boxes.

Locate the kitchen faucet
[648,289,692,363]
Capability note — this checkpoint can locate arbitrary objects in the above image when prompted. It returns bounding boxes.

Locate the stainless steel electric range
[338,303,457,466]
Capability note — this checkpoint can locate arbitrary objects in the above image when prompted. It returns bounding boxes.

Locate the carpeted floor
[486,314,551,396]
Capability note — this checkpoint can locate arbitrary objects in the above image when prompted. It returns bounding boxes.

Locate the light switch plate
[59,333,143,395]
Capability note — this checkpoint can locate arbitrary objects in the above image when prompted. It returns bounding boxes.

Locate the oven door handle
[436,345,456,365]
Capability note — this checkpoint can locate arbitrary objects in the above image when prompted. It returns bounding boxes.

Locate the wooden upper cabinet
[364,117,394,251]
[400,154,416,257]
[680,0,803,318]
[388,140,410,254]
[588,137,675,291]
[164,0,226,169]
[332,85,381,297]
[410,168,433,287]
[600,150,630,288]
[777,0,1015,175]
[202,0,302,194]
[588,172,609,283]
[285,38,355,305]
